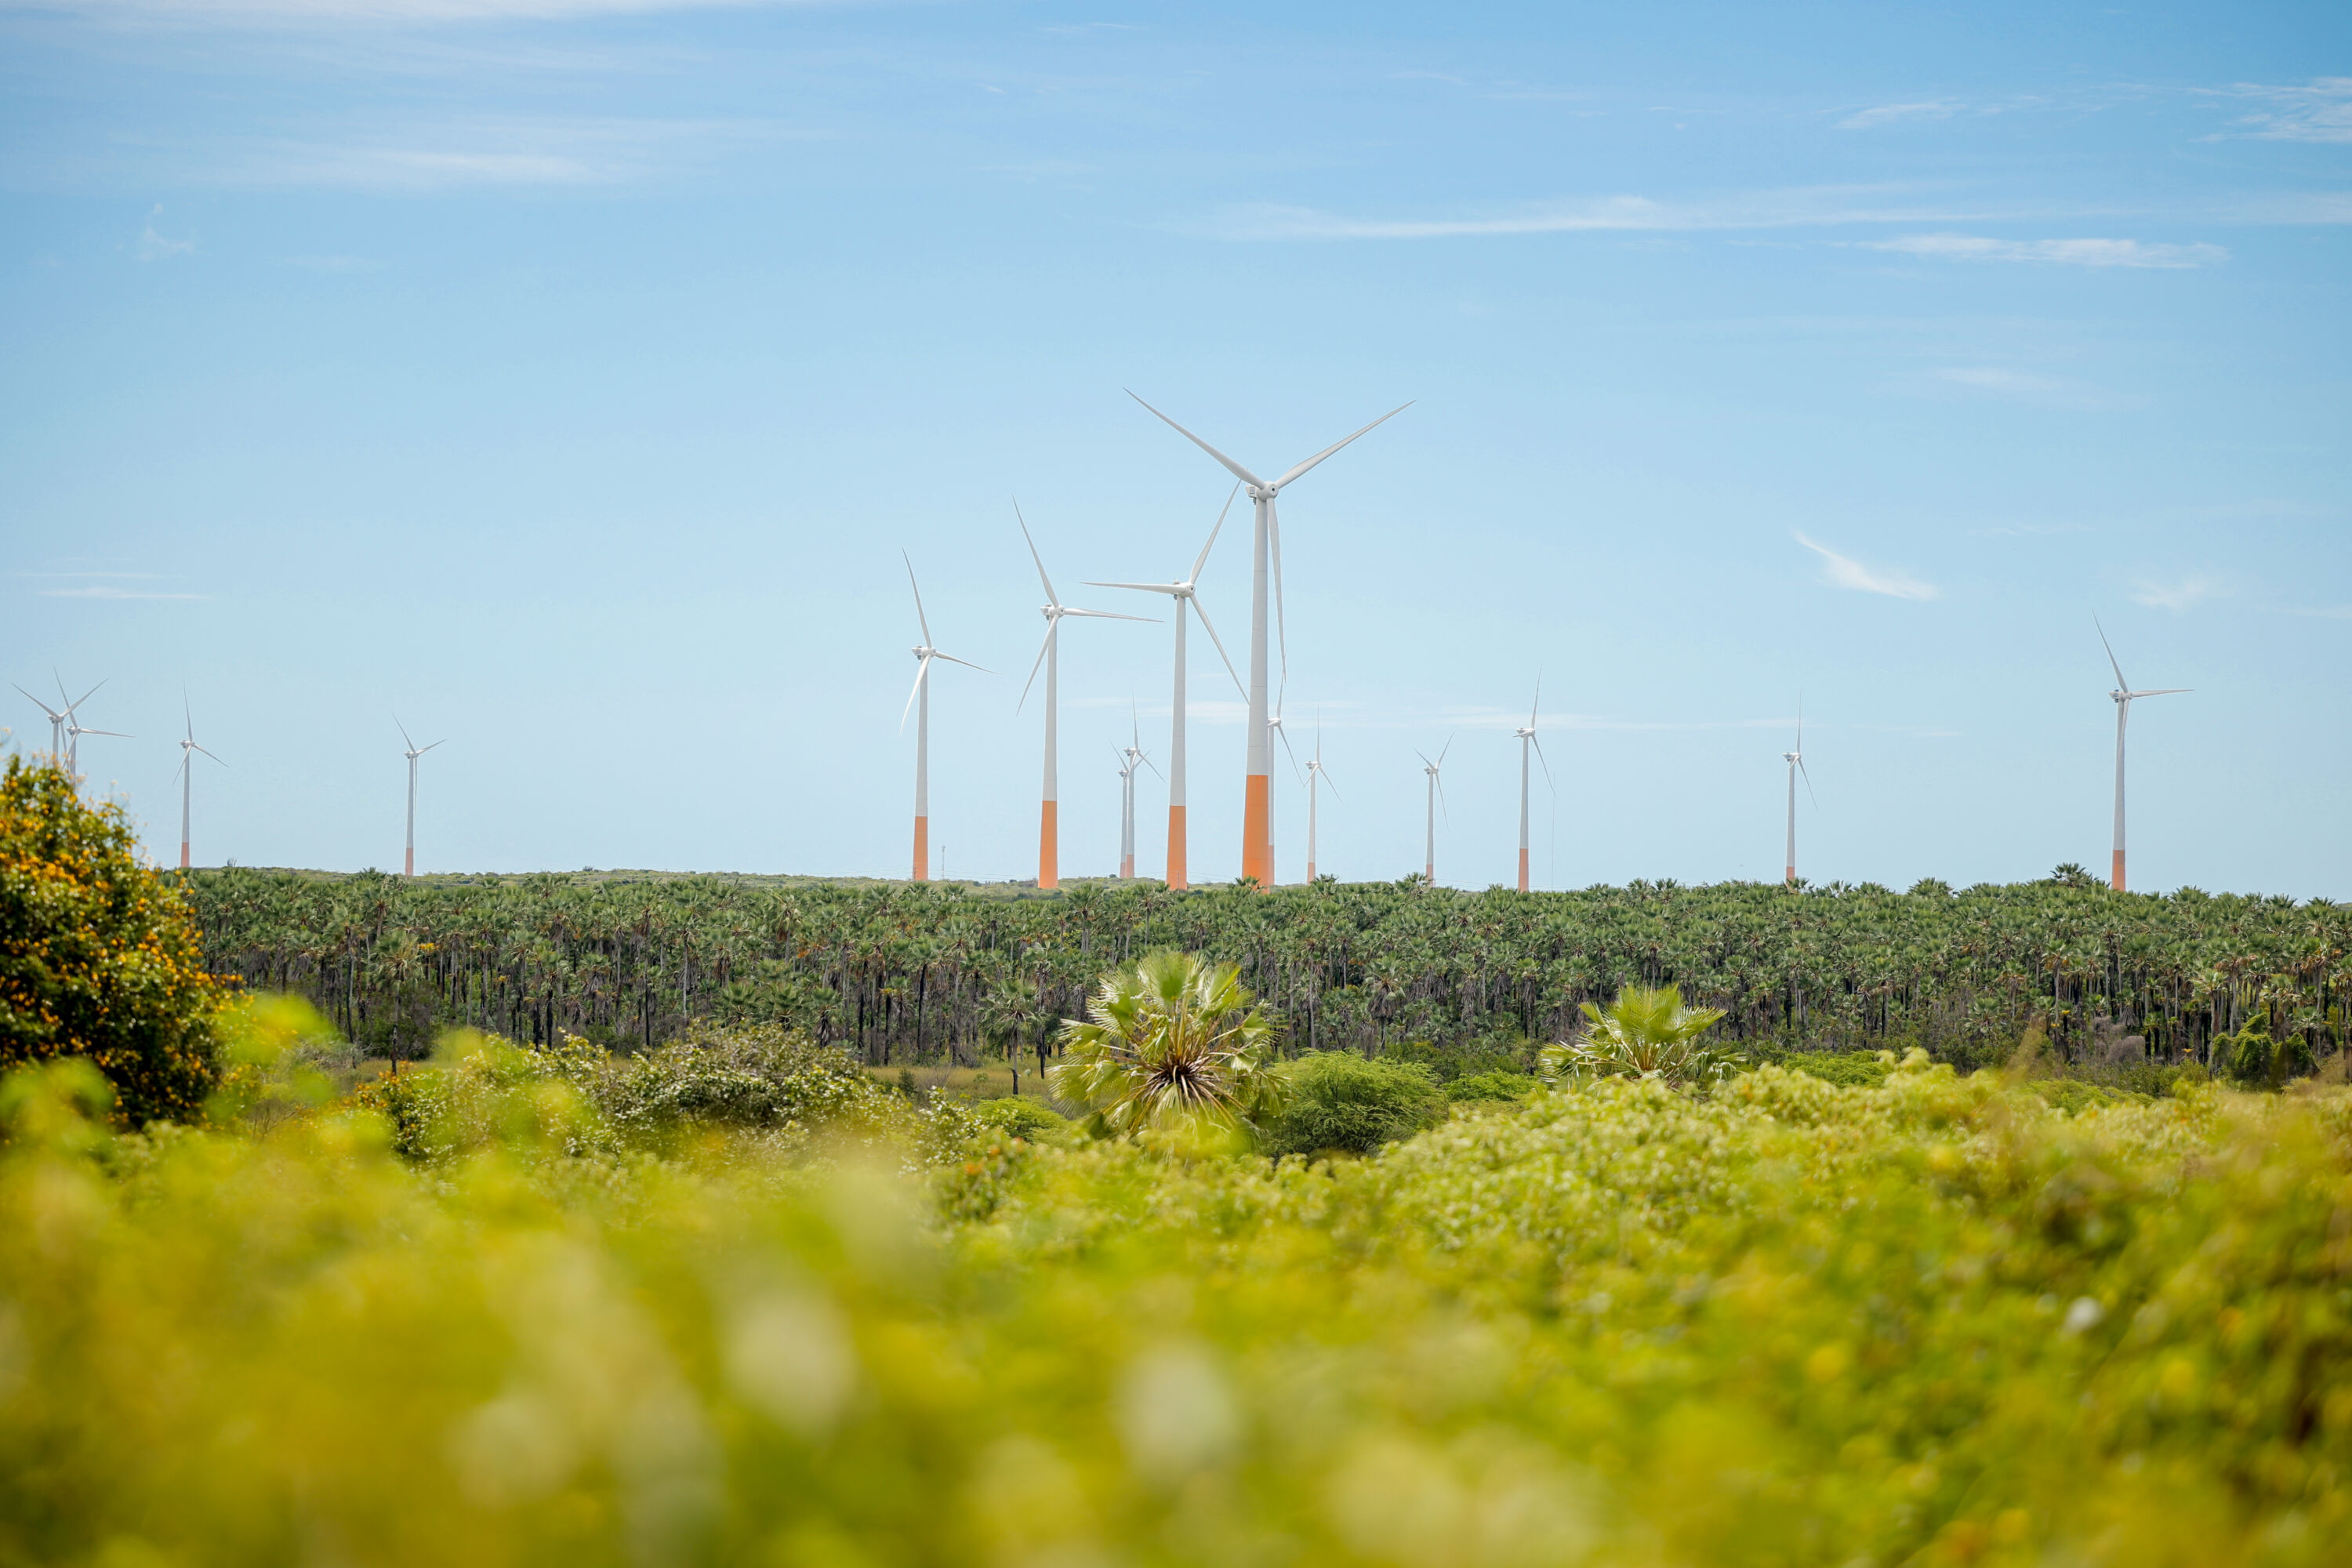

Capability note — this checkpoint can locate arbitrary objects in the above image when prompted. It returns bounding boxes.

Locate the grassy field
[4,1035,2348,1567]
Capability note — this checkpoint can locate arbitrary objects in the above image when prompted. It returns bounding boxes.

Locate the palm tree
[980,970,1040,1094]
[1048,951,1290,1139]
[1538,985,1739,1088]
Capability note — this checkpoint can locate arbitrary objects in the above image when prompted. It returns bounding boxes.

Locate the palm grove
[180,864,2349,1078]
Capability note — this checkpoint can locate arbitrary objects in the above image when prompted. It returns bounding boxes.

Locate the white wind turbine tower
[1086,485,1247,888]
[396,718,444,878]
[174,701,225,870]
[1513,677,1555,892]
[1417,737,1453,886]
[2096,619,2189,893]
[901,554,988,884]
[1782,706,1815,885]
[1305,715,1340,883]
[1114,710,1161,880]
[1128,392,1410,891]
[1015,506,1153,891]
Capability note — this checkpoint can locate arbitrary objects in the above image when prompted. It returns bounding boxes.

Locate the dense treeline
[179,866,2349,1072]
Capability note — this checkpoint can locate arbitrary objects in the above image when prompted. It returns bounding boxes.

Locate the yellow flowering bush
[0,757,226,1124]
[1,1049,2347,1566]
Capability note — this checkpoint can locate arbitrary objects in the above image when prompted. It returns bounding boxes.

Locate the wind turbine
[901,554,988,884]
[1514,677,1554,892]
[1305,714,1340,883]
[1015,506,1154,891]
[57,677,126,793]
[1417,737,1453,886]
[2096,619,2189,893]
[1128,391,1410,890]
[174,701,224,870]
[1782,706,1814,885]
[13,683,72,765]
[396,717,444,878]
[1114,710,1161,880]
[1085,485,1247,889]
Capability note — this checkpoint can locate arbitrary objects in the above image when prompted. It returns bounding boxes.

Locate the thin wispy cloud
[2128,575,2226,612]
[1864,234,2226,268]
[1916,367,2132,412]
[1214,185,2009,241]
[1792,532,1939,601]
[135,205,194,260]
[187,116,804,190]
[1836,100,1963,130]
[40,585,207,600]
[13,0,803,22]
[2208,77,2352,144]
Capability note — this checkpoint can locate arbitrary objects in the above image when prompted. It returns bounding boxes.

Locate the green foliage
[5,1052,2350,1565]
[1782,1049,1896,1088]
[964,1095,1069,1144]
[1261,1051,1446,1157]
[180,865,2350,1076]
[1538,983,1741,1087]
[1445,1069,1538,1102]
[0,757,227,1125]
[1048,950,1288,1142]
[2220,1015,2317,1090]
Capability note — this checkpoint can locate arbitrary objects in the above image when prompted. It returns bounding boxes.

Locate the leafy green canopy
[0,757,225,1123]
[3,1054,2348,1565]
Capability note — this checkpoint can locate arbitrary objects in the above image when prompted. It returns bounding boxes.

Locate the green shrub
[966,1096,1069,1143]
[1445,1069,1537,1102]
[0,758,227,1125]
[1261,1051,1445,1156]
[1782,1050,1894,1088]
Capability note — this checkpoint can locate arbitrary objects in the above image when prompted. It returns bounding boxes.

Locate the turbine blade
[2132,688,2192,698]
[1126,391,1265,488]
[194,744,225,766]
[899,655,931,731]
[1531,733,1555,792]
[1269,401,1413,490]
[2093,615,2129,691]
[903,551,934,644]
[77,728,129,739]
[1320,768,1342,801]
[1058,607,1159,622]
[1529,670,1541,729]
[1141,750,1163,781]
[1082,581,1183,594]
[64,677,105,713]
[1016,626,1053,713]
[395,715,415,751]
[1014,503,1059,607]
[931,651,993,673]
[13,684,64,720]
[1438,731,1454,766]
[1436,774,1450,822]
[1798,756,1817,810]
[1275,717,1305,784]
[422,739,445,753]
[1188,596,1247,699]
[1192,481,1241,583]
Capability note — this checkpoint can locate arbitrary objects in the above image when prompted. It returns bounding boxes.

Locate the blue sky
[3,1,2347,895]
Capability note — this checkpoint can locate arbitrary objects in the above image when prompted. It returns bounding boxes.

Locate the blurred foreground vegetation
[5,1008,2351,1566]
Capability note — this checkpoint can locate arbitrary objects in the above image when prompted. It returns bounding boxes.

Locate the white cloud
[1214,185,2005,241]
[13,0,797,21]
[1792,532,1939,601]
[1917,367,2129,412]
[2212,78,2352,144]
[1863,233,2226,268]
[135,205,194,260]
[2128,575,2225,612]
[1836,100,1962,130]
[40,585,206,599]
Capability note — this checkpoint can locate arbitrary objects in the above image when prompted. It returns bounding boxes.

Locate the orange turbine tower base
[1038,800,1058,890]
[912,816,929,883]
[1167,804,1187,890]
[1241,773,1272,888]
[2111,850,2126,893]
